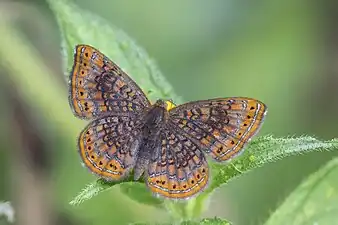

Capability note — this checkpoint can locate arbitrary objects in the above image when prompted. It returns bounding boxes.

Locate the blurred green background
[1,0,338,225]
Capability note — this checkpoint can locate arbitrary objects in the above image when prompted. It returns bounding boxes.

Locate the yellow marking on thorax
[165,100,176,111]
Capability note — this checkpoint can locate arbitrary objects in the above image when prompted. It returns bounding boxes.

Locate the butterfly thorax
[133,99,168,180]
[141,100,168,136]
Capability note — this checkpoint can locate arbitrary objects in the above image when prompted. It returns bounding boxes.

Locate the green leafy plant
[264,157,338,225]
[43,0,338,224]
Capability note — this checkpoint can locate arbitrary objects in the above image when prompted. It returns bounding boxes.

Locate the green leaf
[69,135,338,215]
[208,135,338,192]
[264,157,338,225]
[69,177,164,208]
[119,182,164,208]
[47,0,182,104]
[130,217,231,225]
[69,179,120,206]
[169,135,338,220]
[193,218,231,225]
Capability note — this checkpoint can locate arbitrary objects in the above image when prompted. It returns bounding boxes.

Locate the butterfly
[69,44,267,199]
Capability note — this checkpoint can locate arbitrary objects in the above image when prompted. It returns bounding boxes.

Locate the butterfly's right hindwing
[146,128,209,199]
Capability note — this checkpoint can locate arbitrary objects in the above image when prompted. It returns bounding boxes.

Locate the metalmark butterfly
[69,44,267,199]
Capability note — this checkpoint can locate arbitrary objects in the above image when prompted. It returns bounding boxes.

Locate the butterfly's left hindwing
[78,115,142,181]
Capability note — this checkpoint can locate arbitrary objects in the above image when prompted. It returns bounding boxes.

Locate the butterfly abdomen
[133,103,167,180]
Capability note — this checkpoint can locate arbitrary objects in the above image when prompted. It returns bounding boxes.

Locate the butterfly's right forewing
[168,97,267,162]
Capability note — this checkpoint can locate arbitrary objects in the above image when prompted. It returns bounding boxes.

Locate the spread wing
[69,45,150,119]
[168,97,267,162]
[146,128,209,199]
[78,115,143,181]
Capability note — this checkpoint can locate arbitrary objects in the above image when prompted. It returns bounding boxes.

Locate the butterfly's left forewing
[168,97,267,162]
[69,45,151,119]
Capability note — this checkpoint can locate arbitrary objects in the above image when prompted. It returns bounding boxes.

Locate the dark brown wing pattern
[146,128,209,199]
[69,45,150,119]
[78,115,143,181]
[168,97,267,162]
